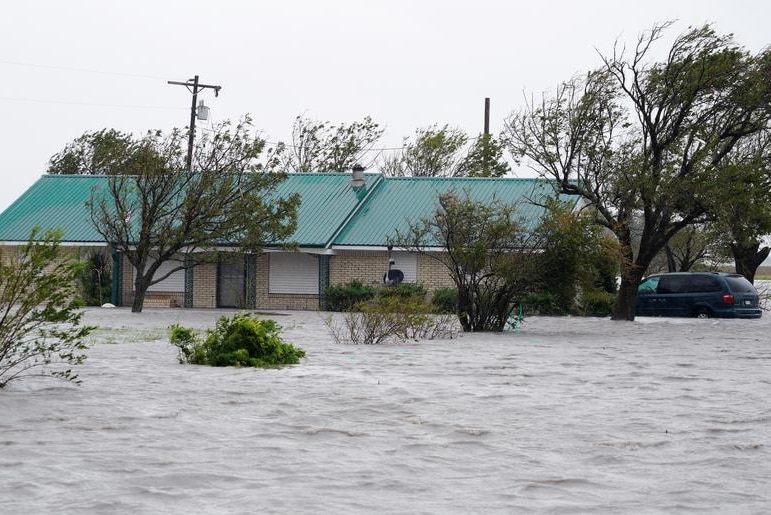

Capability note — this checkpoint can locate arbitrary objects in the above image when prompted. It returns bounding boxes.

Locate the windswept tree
[392,192,541,332]
[504,22,771,320]
[48,128,136,175]
[382,126,510,178]
[85,117,300,312]
[708,131,771,283]
[281,114,383,172]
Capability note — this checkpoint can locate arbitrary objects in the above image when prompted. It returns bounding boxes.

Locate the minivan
[636,272,762,319]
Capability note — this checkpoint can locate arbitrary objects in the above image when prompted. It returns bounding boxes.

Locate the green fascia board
[0,175,107,242]
[332,176,575,247]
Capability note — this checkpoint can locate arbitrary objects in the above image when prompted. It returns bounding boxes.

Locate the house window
[269,253,319,294]
[391,252,417,283]
[133,259,185,292]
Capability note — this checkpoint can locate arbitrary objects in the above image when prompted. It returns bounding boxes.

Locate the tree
[382,125,468,177]
[708,132,771,283]
[48,128,138,175]
[0,228,93,388]
[504,23,771,320]
[281,115,383,172]
[87,117,300,312]
[457,133,511,178]
[392,192,540,332]
[662,225,713,272]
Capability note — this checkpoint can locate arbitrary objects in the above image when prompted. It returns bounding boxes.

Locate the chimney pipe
[351,165,365,188]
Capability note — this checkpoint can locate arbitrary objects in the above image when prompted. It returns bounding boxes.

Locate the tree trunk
[132,274,146,313]
[612,277,640,321]
[732,243,770,284]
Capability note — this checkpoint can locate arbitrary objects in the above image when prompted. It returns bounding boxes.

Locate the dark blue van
[636,272,762,319]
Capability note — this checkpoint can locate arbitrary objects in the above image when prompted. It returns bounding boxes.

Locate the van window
[638,276,660,294]
[657,275,686,294]
[688,275,722,293]
[725,275,755,293]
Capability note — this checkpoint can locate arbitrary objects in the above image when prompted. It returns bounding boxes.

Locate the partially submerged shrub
[324,295,458,344]
[378,283,427,301]
[171,313,305,367]
[431,287,458,313]
[521,291,564,316]
[0,228,93,388]
[577,289,616,317]
[323,280,377,311]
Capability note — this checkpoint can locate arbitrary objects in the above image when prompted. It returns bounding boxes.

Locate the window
[133,259,185,292]
[657,275,686,294]
[269,253,319,294]
[638,276,660,294]
[390,252,417,283]
[688,275,722,293]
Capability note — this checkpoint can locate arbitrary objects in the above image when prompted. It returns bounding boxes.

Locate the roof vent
[351,165,365,188]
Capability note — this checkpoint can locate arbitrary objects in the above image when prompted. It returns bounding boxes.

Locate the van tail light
[722,294,735,305]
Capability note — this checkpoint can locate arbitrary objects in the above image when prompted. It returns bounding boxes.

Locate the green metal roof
[0,175,105,242]
[332,176,571,247]
[270,172,382,247]
[0,173,572,248]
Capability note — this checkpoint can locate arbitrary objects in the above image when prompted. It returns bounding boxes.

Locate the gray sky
[1,0,768,211]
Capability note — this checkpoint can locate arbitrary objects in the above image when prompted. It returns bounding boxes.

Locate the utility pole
[168,75,222,171]
[483,97,490,135]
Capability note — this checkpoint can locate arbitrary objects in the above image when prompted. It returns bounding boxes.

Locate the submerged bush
[431,287,458,313]
[323,280,377,311]
[577,289,616,317]
[324,295,458,345]
[171,313,305,367]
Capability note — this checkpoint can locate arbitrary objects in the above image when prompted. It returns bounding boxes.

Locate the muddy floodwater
[1,307,770,514]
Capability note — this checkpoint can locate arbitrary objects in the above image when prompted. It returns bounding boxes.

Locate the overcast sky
[1,0,768,211]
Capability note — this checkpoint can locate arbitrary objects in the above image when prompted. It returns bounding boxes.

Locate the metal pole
[186,75,199,172]
[484,97,490,135]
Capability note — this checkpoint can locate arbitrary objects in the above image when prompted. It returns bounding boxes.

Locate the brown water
[1,308,770,514]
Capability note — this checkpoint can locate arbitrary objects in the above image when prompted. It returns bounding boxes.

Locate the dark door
[217,255,245,308]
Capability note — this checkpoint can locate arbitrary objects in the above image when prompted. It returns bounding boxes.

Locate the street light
[167,75,222,171]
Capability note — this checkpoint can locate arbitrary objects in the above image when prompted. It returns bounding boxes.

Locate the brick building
[0,172,568,310]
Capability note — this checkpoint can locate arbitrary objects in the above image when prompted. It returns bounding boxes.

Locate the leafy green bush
[521,291,566,315]
[378,283,427,301]
[578,289,616,317]
[431,287,458,313]
[170,313,305,367]
[323,280,377,311]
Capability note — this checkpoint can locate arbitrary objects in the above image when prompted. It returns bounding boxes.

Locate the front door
[217,255,245,308]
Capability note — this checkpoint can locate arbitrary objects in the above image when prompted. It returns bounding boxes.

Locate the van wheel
[694,308,711,319]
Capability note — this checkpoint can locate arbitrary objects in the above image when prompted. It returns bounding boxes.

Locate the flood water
[1,308,770,514]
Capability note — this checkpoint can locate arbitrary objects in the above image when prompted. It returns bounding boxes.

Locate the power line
[0,59,167,81]
[0,95,185,111]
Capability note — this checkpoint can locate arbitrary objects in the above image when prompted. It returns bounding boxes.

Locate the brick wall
[192,262,217,308]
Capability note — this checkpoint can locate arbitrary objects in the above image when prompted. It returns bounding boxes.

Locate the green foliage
[382,125,469,177]
[171,313,305,368]
[378,283,427,301]
[578,289,617,317]
[431,287,458,313]
[281,115,384,173]
[534,201,620,314]
[47,128,136,175]
[77,250,112,306]
[323,280,377,311]
[324,295,457,344]
[521,292,564,316]
[0,228,93,388]
[393,192,541,331]
[459,134,511,178]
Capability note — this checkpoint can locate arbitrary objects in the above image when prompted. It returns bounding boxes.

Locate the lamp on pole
[167,75,222,171]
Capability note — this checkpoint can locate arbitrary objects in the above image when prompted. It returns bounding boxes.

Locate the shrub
[324,295,458,344]
[378,283,427,301]
[323,280,376,311]
[521,291,565,315]
[578,289,616,317]
[77,250,112,306]
[431,287,458,313]
[171,313,305,367]
[0,228,93,388]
